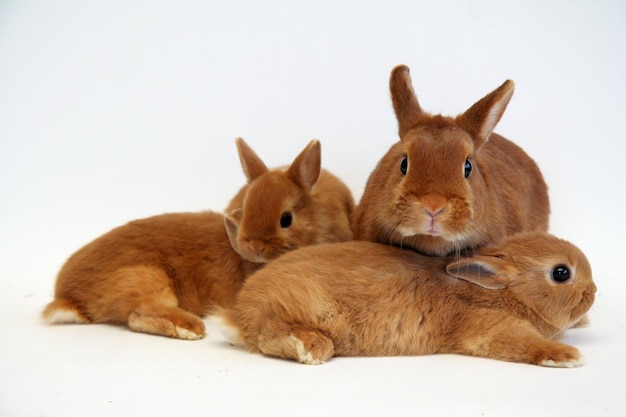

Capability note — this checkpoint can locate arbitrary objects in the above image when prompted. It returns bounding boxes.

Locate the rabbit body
[219,233,595,367]
[43,212,262,339]
[353,65,549,256]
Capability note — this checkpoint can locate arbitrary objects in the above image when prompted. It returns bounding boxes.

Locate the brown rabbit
[353,65,550,256]
[224,137,354,263]
[43,139,354,340]
[218,232,595,367]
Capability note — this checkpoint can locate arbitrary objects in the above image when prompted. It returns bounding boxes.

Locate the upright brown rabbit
[224,138,354,263]
[43,139,355,340]
[218,232,596,367]
[353,65,550,256]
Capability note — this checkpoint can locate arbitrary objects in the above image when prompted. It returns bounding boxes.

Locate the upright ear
[445,256,517,290]
[456,80,515,150]
[236,137,269,183]
[224,209,243,250]
[390,65,424,139]
[286,140,321,192]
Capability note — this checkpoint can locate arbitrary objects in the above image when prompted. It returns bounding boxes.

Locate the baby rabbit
[219,232,596,367]
[224,138,354,263]
[353,65,550,256]
[42,139,354,340]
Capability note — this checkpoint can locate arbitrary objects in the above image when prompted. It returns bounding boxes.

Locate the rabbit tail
[42,298,91,324]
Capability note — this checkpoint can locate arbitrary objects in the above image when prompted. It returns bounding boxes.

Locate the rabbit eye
[280,212,293,228]
[551,265,571,283]
[400,156,408,176]
[464,159,472,178]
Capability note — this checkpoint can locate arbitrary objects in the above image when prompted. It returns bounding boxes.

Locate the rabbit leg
[492,335,582,368]
[458,319,583,367]
[128,302,205,340]
[258,326,334,365]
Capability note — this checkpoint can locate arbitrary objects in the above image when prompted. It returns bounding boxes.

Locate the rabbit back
[224,241,455,357]
[44,212,262,338]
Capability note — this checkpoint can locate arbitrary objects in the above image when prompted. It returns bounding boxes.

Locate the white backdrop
[1,1,625,416]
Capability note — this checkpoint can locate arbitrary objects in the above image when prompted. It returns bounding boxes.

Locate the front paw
[537,344,583,368]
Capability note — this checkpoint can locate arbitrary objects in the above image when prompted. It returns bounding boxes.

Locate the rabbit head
[446,232,596,333]
[354,64,536,256]
[225,138,323,263]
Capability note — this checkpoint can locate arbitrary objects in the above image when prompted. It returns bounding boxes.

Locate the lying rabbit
[218,232,595,367]
[43,139,354,340]
[353,65,550,256]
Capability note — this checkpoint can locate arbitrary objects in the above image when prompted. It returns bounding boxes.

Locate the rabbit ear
[445,256,516,290]
[236,137,269,183]
[224,210,243,249]
[286,140,322,192]
[457,80,515,150]
[390,65,424,139]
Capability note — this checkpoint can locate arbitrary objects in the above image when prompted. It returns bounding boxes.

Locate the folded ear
[390,65,424,139]
[456,79,515,151]
[224,209,243,250]
[286,140,321,192]
[235,137,269,183]
[445,256,516,290]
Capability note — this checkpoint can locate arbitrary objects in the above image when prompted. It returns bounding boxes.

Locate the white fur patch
[175,326,203,340]
[541,356,584,368]
[290,334,324,365]
[43,308,88,324]
[210,315,243,346]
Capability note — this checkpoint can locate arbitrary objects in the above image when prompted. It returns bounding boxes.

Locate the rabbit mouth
[569,284,597,322]
[396,203,469,239]
[236,244,272,264]
[396,220,451,239]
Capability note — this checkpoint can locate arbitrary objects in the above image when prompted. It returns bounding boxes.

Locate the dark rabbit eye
[551,265,571,283]
[280,212,293,228]
[464,159,472,178]
[400,156,408,176]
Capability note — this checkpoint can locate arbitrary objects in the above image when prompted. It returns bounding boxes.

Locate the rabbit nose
[421,194,447,218]
[244,242,268,262]
[424,207,445,218]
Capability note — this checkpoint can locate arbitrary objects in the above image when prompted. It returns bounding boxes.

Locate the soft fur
[43,139,355,339]
[353,65,550,256]
[224,138,354,263]
[219,232,596,367]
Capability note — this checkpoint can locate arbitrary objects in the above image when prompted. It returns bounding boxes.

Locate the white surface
[1,1,625,416]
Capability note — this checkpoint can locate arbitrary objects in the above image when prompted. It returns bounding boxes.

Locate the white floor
[1,1,625,416]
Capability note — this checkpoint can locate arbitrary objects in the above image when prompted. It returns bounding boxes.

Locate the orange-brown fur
[219,232,595,367]
[43,212,260,339]
[353,65,549,256]
[43,139,355,339]
[225,138,354,263]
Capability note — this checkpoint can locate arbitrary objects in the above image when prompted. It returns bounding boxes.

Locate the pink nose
[420,194,447,218]
[423,206,445,218]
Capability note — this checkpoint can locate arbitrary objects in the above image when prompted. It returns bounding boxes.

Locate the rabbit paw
[258,329,334,364]
[541,356,584,368]
[291,335,324,365]
[290,330,334,365]
[537,344,583,368]
[174,325,204,340]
